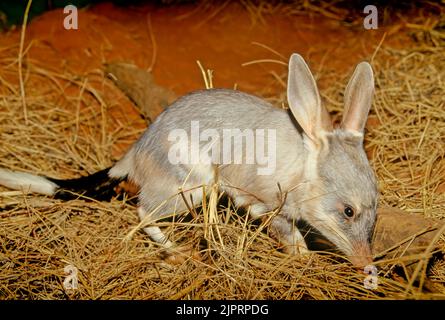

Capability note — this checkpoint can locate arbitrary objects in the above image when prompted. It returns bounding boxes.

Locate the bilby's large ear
[287,54,332,141]
[341,62,374,135]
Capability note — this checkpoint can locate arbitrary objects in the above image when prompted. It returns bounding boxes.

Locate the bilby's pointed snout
[349,242,373,268]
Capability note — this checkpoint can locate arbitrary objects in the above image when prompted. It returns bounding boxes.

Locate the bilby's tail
[0,146,135,202]
[0,167,127,201]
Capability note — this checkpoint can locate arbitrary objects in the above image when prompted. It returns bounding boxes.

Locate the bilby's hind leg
[137,206,200,264]
[143,226,174,249]
[270,215,309,255]
[137,207,173,249]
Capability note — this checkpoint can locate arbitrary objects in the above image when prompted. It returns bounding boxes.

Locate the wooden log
[105,62,176,123]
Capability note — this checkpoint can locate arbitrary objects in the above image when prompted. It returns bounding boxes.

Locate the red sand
[2,3,413,92]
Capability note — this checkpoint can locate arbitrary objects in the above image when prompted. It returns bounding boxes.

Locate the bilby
[0,54,378,267]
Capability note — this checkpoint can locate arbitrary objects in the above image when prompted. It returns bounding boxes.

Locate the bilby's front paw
[282,242,310,256]
[164,244,202,265]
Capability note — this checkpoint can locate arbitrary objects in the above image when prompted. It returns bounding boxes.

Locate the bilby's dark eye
[344,206,355,218]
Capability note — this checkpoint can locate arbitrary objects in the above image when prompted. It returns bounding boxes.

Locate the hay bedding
[0,8,445,300]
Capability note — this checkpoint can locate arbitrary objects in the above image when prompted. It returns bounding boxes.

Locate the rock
[373,207,444,282]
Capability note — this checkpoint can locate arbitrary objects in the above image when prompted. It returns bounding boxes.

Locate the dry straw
[0,3,444,299]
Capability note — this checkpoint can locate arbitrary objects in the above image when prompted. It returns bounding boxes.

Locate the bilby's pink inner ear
[287,53,332,141]
[341,62,375,135]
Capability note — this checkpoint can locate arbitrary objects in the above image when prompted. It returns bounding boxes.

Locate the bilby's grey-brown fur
[109,54,379,267]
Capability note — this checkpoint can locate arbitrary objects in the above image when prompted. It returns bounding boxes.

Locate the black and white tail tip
[0,167,126,201]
